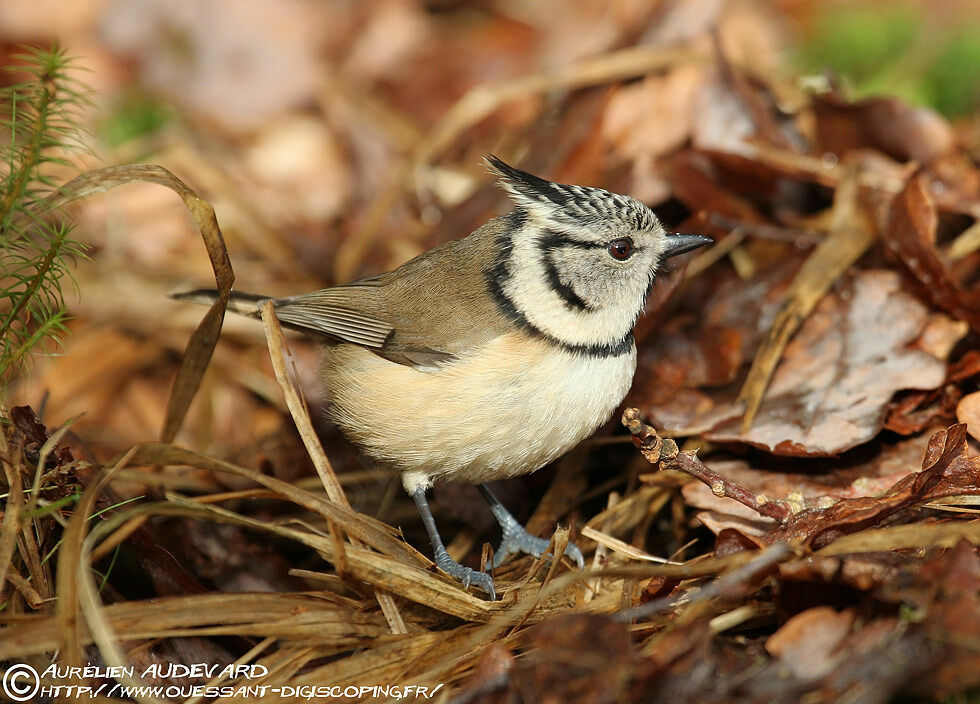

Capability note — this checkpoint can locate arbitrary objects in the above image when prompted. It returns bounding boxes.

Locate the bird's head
[485,156,712,355]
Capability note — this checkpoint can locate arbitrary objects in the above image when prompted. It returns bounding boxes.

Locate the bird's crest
[484,155,657,233]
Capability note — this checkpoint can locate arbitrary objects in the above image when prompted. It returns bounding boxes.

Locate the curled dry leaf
[668,150,766,222]
[771,423,980,549]
[652,269,949,456]
[633,415,979,554]
[884,340,979,436]
[885,173,980,332]
[684,432,934,535]
[734,164,877,431]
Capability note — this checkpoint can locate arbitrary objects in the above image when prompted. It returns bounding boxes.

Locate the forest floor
[2,1,979,702]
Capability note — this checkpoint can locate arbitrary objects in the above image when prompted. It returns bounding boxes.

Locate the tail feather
[171,288,270,317]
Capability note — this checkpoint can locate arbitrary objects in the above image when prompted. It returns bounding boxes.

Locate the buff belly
[320,332,636,492]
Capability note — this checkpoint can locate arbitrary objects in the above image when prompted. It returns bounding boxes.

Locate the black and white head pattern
[484,156,672,358]
[485,155,658,235]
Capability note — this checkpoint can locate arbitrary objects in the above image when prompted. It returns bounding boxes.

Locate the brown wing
[373,218,514,366]
[272,283,394,350]
[275,217,513,367]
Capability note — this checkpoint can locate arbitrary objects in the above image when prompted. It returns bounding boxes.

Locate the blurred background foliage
[796,1,980,117]
[99,89,174,148]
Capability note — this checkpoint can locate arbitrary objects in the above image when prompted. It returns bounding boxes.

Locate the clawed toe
[479,484,585,570]
[413,483,582,600]
[564,542,585,569]
[463,569,496,600]
[413,487,497,600]
[434,551,497,600]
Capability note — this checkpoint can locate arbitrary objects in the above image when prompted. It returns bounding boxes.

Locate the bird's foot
[434,546,496,600]
[493,523,585,570]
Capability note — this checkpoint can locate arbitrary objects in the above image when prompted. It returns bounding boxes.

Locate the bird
[175,156,711,600]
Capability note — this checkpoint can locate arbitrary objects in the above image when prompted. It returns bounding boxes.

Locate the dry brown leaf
[812,92,955,163]
[685,432,933,536]
[602,64,703,198]
[765,607,856,681]
[736,166,877,431]
[885,173,980,332]
[724,270,946,453]
[654,270,948,456]
[770,423,980,549]
[957,391,980,442]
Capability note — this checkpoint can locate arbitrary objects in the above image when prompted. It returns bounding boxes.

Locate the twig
[259,303,407,635]
[621,407,679,465]
[615,541,793,621]
[947,220,980,262]
[580,526,682,565]
[621,408,791,522]
[259,304,344,504]
[0,428,23,598]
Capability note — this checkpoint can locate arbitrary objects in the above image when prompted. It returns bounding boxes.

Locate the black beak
[664,233,713,259]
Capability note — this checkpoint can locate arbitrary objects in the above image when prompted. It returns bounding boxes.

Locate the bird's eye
[608,238,633,260]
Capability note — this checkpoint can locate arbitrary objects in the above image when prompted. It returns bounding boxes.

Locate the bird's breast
[321,331,637,488]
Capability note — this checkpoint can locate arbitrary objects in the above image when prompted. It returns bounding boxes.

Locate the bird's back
[371,216,515,365]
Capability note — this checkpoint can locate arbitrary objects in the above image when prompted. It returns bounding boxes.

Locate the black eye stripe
[537,230,605,251]
[485,230,634,358]
[537,229,644,256]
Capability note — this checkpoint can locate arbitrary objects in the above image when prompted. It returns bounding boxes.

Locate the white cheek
[504,237,645,347]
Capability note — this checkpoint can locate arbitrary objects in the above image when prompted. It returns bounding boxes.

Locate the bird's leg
[477,484,584,569]
[411,487,496,600]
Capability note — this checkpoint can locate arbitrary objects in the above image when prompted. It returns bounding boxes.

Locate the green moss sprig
[0,45,89,391]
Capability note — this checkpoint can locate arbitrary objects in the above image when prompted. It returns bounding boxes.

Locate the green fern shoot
[0,45,89,392]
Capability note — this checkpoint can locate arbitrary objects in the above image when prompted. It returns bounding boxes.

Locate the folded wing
[272,286,393,350]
